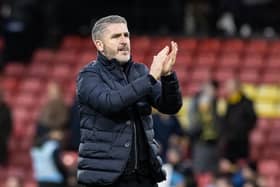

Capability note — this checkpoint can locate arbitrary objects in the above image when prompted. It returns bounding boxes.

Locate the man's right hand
[149,46,170,80]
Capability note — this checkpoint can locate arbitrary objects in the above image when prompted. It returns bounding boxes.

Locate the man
[76,15,182,187]
[220,78,257,163]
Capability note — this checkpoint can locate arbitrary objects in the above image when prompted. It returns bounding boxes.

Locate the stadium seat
[218,53,240,70]
[31,49,54,63]
[221,39,244,53]
[177,38,197,53]
[131,36,151,53]
[49,64,72,81]
[242,54,264,70]
[266,55,280,69]
[81,37,94,50]
[189,67,211,83]
[4,63,26,78]
[198,39,221,53]
[269,41,280,55]
[175,53,193,69]
[14,93,38,110]
[245,39,268,54]
[239,69,260,84]
[53,50,78,66]
[194,53,217,69]
[258,160,280,177]
[261,70,279,84]
[19,78,44,96]
[256,85,279,103]
[2,77,18,92]
[60,35,82,49]
[255,102,278,118]
[28,62,50,80]
[213,68,235,83]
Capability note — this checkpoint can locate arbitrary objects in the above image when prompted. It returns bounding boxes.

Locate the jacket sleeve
[77,70,154,115]
[148,72,183,114]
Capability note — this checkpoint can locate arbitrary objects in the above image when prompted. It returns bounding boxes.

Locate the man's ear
[94,40,104,52]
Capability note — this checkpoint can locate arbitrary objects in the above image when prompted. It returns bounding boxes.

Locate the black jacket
[76,53,182,185]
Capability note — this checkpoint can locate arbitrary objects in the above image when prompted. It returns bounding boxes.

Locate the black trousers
[86,175,158,187]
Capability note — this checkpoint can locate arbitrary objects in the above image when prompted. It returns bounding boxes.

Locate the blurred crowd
[0,76,260,187]
[0,0,280,69]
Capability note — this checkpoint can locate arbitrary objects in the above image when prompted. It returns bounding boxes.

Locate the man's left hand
[162,41,178,76]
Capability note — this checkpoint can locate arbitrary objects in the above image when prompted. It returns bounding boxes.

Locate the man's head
[92,15,130,64]
[225,78,241,97]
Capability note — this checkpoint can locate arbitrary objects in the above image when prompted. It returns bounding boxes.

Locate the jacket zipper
[121,68,138,170]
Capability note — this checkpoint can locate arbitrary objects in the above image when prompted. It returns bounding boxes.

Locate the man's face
[97,23,130,63]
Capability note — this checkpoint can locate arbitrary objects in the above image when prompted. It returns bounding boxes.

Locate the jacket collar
[96,51,133,71]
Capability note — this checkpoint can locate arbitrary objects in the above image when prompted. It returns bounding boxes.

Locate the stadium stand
[0,36,280,187]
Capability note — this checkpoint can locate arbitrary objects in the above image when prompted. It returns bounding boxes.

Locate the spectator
[220,79,257,163]
[214,176,234,187]
[5,176,23,187]
[31,130,67,187]
[0,87,12,166]
[153,112,184,161]
[36,81,69,138]
[159,147,186,187]
[187,80,220,174]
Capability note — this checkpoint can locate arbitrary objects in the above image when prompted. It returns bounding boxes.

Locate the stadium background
[0,0,280,187]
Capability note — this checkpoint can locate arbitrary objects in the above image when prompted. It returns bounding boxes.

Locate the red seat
[239,69,259,84]
[198,39,221,53]
[250,129,266,148]
[269,41,280,55]
[177,38,197,53]
[2,77,18,92]
[213,68,235,83]
[258,160,280,177]
[185,82,201,96]
[50,64,72,81]
[131,36,151,53]
[61,35,82,49]
[53,50,78,66]
[4,63,26,78]
[257,118,272,134]
[190,68,211,83]
[19,78,43,96]
[149,37,172,53]
[261,70,279,84]
[242,55,264,69]
[218,53,240,70]
[266,55,280,69]
[245,39,268,54]
[175,53,193,69]
[28,62,50,80]
[194,53,217,69]
[14,93,37,110]
[31,49,55,63]
[221,39,245,53]
[81,37,94,50]
[78,52,96,66]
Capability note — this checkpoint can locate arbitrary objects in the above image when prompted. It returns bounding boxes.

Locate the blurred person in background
[214,176,234,187]
[31,129,67,187]
[220,79,257,163]
[5,175,23,187]
[159,146,186,187]
[187,80,220,175]
[76,15,182,187]
[36,81,69,139]
[0,87,12,166]
[152,112,184,162]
